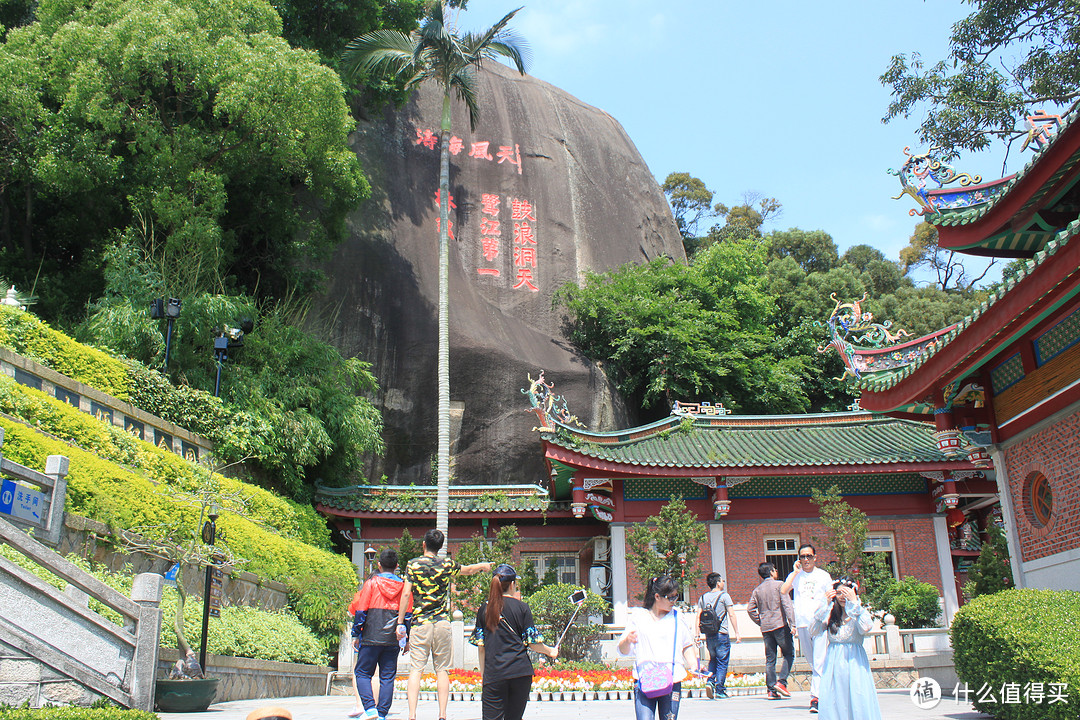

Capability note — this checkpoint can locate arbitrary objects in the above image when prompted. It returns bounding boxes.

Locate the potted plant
[120,467,248,712]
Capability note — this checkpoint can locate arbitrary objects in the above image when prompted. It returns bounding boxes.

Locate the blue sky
[464,0,1019,284]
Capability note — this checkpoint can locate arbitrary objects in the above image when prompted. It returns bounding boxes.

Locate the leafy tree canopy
[661,171,716,247]
[900,221,997,292]
[881,0,1080,158]
[0,0,368,320]
[555,236,810,415]
[766,228,839,274]
[626,496,708,596]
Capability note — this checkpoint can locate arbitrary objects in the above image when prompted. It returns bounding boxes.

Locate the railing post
[884,613,903,658]
[43,455,70,546]
[451,609,464,670]
[130,573,164,712]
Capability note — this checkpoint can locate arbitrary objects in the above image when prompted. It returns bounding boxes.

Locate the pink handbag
[638,610,678,698]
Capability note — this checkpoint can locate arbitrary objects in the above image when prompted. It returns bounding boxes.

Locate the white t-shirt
[619,607,695,682]
[792,567,833,628]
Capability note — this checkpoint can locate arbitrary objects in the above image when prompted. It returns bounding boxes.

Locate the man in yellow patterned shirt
[397,529,492,720]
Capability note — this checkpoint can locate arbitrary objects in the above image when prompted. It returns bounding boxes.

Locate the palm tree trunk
[435,93,452,550]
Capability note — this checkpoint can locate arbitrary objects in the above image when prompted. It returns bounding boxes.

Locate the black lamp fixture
[198,501,220,673]
[150,297,182,367]
[212,318,254,397]
[364,545,377,574]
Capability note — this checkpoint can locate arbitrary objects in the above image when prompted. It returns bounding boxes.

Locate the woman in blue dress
[811,578,882,720]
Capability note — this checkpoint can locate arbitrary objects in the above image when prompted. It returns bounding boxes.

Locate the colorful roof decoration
[925,110,1080,257]
[889,145,996,217]
[315,483,552,516]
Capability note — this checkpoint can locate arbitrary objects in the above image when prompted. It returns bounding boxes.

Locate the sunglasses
[799,554,815,560]
[663,593,680,601]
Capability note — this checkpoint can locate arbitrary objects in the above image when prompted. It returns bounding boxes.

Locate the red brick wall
[1004,408,1080,562]
[719,518,943,603]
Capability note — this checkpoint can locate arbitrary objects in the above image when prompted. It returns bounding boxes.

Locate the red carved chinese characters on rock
[478,192,501,276]
[510,197,538,292]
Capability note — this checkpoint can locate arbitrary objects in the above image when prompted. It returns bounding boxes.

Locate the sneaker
[717,690,729,699]
[767,690,780,700]
[705,685,714,699]
[774,681,791,698]
[810,697,818,713]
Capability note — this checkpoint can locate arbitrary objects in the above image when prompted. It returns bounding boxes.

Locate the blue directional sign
[0,478,44,525]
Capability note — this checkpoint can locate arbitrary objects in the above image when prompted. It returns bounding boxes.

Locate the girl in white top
[617,576,698,720]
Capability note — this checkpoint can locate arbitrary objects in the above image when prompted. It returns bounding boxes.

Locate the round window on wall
[1027,472,1054,527]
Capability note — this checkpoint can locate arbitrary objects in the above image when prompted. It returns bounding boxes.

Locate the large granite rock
[318,61,685,486]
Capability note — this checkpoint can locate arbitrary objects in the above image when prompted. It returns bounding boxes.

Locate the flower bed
[401,669,765,694]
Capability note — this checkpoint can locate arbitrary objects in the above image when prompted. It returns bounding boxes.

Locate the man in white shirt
[780,543,832,713]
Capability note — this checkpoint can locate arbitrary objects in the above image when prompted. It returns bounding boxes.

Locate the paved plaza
[158,689,991,720]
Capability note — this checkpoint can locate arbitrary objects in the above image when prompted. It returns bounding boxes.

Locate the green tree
[965,523,1013,598]
[881,0,1080,157]
[626,496,708,596]
[900,222,997,292]
[517,558,539,597]
[879,577,941,628]
[0,0,368,321]
[705,193,781,247]
[661,171,715,254]
[556,237,809,415]
[342,2,527,545]
[526,583,609,662]
[767,228,839,274]
[453,524,519,613]
[810,485,870,581]
[396,529,424,569]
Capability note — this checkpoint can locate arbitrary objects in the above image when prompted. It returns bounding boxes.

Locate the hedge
[0,375,329,549]
[0,708,157,720]
[0,306,276,483]
[0,407,357,634]
[951,588,1080,719]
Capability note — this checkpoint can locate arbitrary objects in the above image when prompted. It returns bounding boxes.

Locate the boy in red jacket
[351,549,413,720]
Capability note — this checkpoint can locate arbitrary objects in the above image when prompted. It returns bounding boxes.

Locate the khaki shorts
[409,619,452,672]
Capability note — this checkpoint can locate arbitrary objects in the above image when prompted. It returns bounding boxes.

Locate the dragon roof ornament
[889,146,986,216]
[819,293,913,382]
[523,371,585,431]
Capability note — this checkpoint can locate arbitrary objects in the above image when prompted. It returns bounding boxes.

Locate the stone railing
[0,513,163,710]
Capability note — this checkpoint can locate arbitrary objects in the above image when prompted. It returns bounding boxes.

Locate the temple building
[845,110,1080,591]
[317,372,986,622]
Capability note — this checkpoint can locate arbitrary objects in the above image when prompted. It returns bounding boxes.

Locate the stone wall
[158,649,330,702]
[58,514,290,612]
[0,638,105,708]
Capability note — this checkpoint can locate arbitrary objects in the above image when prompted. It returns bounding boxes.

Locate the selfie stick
[556,594,587,647]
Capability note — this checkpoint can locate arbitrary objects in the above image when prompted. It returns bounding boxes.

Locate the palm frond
[342,30,418,82]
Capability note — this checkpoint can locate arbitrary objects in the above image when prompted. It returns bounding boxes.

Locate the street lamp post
[150,297,182,367]
[199,502,220,672]
[212,320,252,398]
[364,546,377,576]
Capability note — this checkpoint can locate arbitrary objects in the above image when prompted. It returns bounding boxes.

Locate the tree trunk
[435,93,452,550]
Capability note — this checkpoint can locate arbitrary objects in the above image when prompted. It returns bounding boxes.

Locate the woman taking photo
[469,564,558,720]
[617,576,698,720]
[810,577,882,720]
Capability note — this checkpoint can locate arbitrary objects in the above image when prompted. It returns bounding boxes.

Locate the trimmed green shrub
[0,376,329,548]
[0,546,326,665]
[526,583,610,662]
[0,410,357,634]
[0,708,157,719]
[952,588,1080,719]
[879,576,941,628]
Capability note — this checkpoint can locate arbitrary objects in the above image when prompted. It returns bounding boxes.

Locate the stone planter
[155,678,220,712]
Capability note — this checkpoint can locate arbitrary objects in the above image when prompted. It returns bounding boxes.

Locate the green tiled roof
[856,215,1080,394]
[315,483,552,514]
[546,412,962,469]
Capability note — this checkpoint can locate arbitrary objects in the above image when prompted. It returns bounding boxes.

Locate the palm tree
[343,3,527,548]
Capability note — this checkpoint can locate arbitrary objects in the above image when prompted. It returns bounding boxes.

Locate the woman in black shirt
[470,564,559,720]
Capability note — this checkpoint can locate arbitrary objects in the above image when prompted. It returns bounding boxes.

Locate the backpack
[698,594,727,635]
